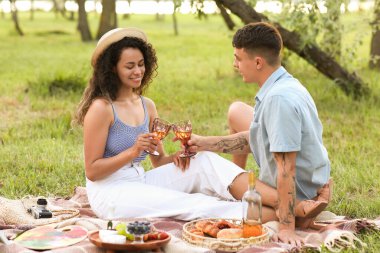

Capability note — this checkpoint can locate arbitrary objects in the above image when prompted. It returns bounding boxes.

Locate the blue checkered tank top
[103,96,149,163]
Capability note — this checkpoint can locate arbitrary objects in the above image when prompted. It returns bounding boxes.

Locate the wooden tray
[88,230,171,253]
[182,218,269,252]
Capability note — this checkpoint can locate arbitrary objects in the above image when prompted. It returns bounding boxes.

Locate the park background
[0,0,379,251]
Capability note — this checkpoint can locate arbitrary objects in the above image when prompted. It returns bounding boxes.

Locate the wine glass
[173,120,196,158]
[145,118,171,156]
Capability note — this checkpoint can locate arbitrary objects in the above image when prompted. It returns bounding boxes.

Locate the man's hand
[186,133,204,153]
[273,229,304,248]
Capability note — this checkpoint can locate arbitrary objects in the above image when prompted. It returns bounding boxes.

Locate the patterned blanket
[1,187,379,253]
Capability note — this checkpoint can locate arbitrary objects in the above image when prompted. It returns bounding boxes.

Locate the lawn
[0,10,379,252]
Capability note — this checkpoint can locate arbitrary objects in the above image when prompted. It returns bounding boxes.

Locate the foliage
[322,0,343,59]
[0,11,379,252]
[275,0,324,47]
[190,0,208,19]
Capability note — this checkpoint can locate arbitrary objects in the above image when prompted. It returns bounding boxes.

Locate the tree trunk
[96,0,117,39]
[370,0,380,69]
[172,0,181,36]
[123,0,132,19]
[77,0,92,41]
[1,0,5,19]
[215,0,235,31]
[30,0,34,20]
[155,0,164,21]
[323,0,342,59]
[52,0,66,18]
[10,0,24,36]
[217,0,369,99]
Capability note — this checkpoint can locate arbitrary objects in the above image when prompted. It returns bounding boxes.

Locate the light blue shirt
[249,67,330,200]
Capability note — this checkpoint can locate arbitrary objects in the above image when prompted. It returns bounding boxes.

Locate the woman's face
[116,47,145,89]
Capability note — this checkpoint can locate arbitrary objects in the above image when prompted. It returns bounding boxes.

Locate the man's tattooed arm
[212,135,249,153]
[195,131,251,154]
[274,152,297,231]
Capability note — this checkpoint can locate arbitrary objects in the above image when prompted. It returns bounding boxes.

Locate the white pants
[86,152,246,221]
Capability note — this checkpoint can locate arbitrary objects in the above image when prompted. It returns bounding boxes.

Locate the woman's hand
[131,133,158,156]
[172,151,191,171]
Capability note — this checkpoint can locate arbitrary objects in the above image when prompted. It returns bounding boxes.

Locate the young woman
[75,28,251,221]
[75,28,325,224]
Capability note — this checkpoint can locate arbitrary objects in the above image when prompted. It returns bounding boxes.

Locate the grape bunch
[127,221,151,235]
[115,222,134,241]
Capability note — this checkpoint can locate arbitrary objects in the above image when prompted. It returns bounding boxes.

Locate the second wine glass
[146,118,171,156]
[173,120,196,158]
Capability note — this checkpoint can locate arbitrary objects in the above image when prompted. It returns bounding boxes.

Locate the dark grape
[127,221,151,235]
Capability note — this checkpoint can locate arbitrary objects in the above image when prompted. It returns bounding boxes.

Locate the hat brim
[91,27,147,67]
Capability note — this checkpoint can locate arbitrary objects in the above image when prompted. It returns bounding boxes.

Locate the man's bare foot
[275,200,328,219]
[294,200,328,218]
[315,178,333,203]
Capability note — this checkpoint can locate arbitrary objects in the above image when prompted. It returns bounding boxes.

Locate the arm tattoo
[276,152,296,226]
[212,136,248,153]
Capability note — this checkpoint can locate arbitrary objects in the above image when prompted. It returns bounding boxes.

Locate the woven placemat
[0,196,79,226]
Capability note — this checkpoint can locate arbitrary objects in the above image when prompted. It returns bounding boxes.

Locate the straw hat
[91,27,147,67]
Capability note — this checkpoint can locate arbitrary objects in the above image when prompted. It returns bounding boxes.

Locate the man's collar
[255,66,287,103]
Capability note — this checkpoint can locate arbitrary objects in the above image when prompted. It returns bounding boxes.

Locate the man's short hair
[232,22,283,66]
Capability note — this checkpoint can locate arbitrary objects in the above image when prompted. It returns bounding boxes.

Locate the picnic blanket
[1,187,379,253]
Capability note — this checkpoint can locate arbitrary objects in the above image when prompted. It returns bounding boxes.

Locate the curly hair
[75,37,158,125]
[232,22,283,66]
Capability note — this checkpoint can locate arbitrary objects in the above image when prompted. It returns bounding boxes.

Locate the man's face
[233,48,257,83]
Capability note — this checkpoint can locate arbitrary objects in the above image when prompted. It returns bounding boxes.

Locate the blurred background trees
[370,0,380,69]
[1,0,378,97]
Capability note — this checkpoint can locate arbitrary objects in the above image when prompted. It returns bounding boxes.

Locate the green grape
[115,222,134,241]
[125,233,135,241]
[115,222,127,235]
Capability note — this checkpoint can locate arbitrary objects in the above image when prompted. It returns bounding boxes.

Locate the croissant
[202,223,220,238]
[215,220,239,229]
[195,220,212,231]
[189,228,204,237]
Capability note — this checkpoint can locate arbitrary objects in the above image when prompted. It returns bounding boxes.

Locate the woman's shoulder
[141,96,156,110]
[141,96,158,119]
[87,98,113,117]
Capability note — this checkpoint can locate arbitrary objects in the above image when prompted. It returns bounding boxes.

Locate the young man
[188,22,331,246]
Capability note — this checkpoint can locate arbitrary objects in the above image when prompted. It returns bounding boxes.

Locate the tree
[172,0,181,35]
[96,0,117,39]
[155,0,164,21]
[370,0,380,69]
[216,0,369,98]
[10,0,24,36]
[30,0,34,20]
[215,0,235,31]
[322,0,342,60]
[52,0,66,18]
[123,0,132,19]
[1,0,5,19]
[77,0,92,41]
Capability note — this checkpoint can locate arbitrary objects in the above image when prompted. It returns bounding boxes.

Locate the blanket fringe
[324,230,367,252]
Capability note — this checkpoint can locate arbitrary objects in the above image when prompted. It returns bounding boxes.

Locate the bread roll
[216,228,243,239]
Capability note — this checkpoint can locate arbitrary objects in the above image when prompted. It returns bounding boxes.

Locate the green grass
[0,11,379,252]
